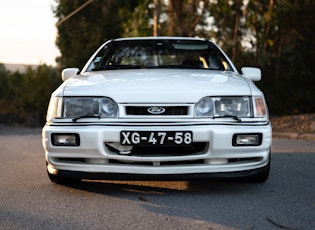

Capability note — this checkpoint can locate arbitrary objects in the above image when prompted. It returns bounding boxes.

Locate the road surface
[0,129,314,230]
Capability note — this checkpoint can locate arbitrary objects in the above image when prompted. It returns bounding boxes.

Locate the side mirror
[241,67,261,82]
[61,68,80,81]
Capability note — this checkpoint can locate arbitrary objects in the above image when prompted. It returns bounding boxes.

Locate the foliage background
[0,64,61,126]
[0,0,314,126]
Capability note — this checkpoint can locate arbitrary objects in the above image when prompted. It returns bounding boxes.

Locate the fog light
[232,133,262,146]
[52,134,80,146]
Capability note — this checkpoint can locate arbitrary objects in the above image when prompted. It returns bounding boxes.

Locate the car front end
[42,37,272,183]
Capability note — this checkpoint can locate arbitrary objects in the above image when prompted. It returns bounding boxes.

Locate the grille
[105,142,207,157]
[126,106,188,116]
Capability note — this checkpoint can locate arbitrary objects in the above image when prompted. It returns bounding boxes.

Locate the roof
[111,36,208,42]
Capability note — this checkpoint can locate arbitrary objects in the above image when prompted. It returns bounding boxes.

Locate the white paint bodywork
[57,69,260,102]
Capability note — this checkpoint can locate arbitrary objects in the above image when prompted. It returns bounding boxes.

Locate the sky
[0,0,60,65]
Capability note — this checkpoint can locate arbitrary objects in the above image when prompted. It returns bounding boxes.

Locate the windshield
[86,39,233,71]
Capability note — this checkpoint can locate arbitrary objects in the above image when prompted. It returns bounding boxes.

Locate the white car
[42,37,272,183]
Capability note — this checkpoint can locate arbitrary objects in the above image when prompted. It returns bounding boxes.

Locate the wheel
[243,153,271,183]
[47,171,76,184]
[46,162,80,184]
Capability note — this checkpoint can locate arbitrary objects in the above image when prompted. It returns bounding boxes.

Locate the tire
[243,152,271,183]
[47,171,67,184]
[46,162,80,184]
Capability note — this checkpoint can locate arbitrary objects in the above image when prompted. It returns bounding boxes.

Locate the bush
[0,64,61,126]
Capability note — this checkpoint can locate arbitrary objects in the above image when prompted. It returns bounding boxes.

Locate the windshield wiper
[146,65,221,70]
[72,114,101,122]
[93,65,143,71]
[213,115,242,122]
[147,65,202,69]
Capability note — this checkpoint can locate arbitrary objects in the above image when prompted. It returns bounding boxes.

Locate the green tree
[18,65,61,125]
[166,0,209,36]
[0,64,61,126]
[121,0,210,37]
[206,0,246,63]
[120,0,153,37]
[245,0,315,114]
[0,63,9,99]
[54,0,141,69]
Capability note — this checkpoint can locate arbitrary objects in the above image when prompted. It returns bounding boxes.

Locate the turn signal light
[254,97,267,117]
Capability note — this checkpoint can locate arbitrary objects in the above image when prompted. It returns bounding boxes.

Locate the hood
[62,69,252,103]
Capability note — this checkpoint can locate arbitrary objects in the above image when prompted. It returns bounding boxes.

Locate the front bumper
[42,122,272,177]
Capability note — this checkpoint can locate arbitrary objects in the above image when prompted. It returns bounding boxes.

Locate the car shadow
[58,177,260,198]
[49,152,315,230]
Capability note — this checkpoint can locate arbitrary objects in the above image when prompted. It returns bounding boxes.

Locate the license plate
[120,131,193,146]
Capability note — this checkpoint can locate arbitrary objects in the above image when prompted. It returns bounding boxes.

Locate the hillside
[3,63,38,73]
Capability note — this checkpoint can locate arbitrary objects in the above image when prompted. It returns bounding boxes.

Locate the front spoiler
[47,163,269,181]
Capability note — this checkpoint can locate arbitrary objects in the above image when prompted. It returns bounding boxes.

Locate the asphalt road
[0,130,314,230]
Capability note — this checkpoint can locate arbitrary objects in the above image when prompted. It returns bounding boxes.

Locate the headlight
[214,96,251,117]
[100,98,118,117]
[194,96,252,118]
[64,97,118,118]
[194,97,214,117]
[46,97,118,120]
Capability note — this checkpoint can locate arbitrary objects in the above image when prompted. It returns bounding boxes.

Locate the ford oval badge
[147,107,166,115]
